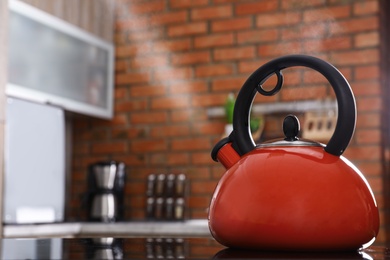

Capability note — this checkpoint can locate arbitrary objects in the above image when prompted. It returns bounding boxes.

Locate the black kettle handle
[231,54,356,157]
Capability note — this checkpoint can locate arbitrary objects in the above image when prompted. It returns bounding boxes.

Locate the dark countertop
[1,237,389,259]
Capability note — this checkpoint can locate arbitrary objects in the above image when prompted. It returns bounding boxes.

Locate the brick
[191,180,218,194]
[330,49,379,66]
[126,181,147,195]
[73,143,89,155]
[150,152,190,165]
[191,152,215,165]
[111,128,130,139]
[194,33,234,49]
[343,145,381,162]
[150,125,190,137]
[114,87,127,100]
[238,59,270,74]
[282,69,303,86]
[191,93,231,107]
[213,0,240,3]
[115,99,148,112]
[303,5,351,23]
[90,129,109,140]
[211,76,247,91]
[152,67,193,81]
[127,28,164,42]
[168,22,208,37]
[356,112,380,128]
[252,92,279,104]
[171,51,211,65]
[258,41,303,57]
[354,32,379,48]
[186,166,211,180]
[130,139,168,152]
[191,210,208,219]
[303,36,352,52]
[237,29,278,44]
[235,1,278,15]
[115,16,149,31]
[129,54,168,69]
[115,72,151,85]
[172,137,211,150]
[151,96,191,109]
[352,81,380,96]
[114,32,126,45]
[91,142,127,154]
[353,1,378,16]
[152,38,191,53]
[127,127,147,138]
[126,1,165,15]
[281,0,326,10]
[169,81,208,94]
[188,195,212,208]
[115,60,127,72]
[355,129,381,145]
[170,109,208,122]
[214,46,255,61]
[280,85,328,101]
[129,196,146,209]
[191,121,226,135]
[281,23,327,40]
[356,97,382,112]
[195,64,234,78]
[93,114,128,127]
[169,0,208,9]
[115,43,151,57]
[211,17,252,32]
[191,5,233,20]
[356,161,382,177]
[131,111,168,124]
[256,12,301,28]
[150,11,187,25]
[354,65,380,80]
[366,176,383,193]
[329,17,378,35]
[129,84,167,97]
[303,70,329,84]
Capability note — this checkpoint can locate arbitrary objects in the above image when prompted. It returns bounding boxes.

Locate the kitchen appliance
[87,161,126,222]
[145,173,187,221]
[209,55,379,251]
[4,97,65,224]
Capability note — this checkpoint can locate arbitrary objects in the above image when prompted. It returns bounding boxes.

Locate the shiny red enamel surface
[208,146,380,251]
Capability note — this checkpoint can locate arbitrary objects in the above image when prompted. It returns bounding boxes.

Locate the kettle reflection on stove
[212,248,374,260]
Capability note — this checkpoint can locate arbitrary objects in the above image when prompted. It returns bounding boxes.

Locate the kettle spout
[211,138,241,169]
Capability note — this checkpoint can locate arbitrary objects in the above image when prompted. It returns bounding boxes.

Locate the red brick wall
[70,0,385,244]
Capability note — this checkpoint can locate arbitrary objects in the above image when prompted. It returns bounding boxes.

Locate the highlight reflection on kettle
[209,55,379,251]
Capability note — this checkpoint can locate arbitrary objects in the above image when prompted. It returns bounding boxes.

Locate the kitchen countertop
[3,219,211,238]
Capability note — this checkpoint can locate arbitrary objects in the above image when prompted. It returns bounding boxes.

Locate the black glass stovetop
[1,237,389,259]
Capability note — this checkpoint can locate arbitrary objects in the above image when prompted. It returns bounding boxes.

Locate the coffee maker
[87,161,126,222]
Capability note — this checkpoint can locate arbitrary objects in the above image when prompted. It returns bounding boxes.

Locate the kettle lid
[258,115,323,148]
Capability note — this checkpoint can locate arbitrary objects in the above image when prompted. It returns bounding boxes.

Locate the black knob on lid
[283,115,300,141]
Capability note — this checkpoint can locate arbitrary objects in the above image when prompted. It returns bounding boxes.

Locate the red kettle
[209,55,379,251]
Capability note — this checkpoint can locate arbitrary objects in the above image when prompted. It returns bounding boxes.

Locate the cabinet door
[7,0,114,119]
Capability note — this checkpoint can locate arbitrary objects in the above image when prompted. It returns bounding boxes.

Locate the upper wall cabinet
[7,0,114,119]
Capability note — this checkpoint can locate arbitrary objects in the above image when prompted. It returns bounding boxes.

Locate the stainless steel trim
[257,138,323,148]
